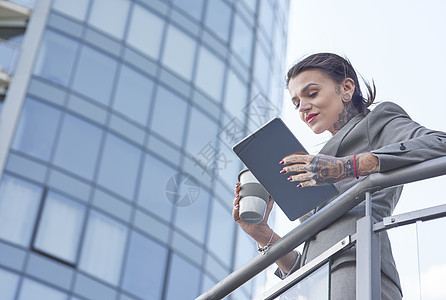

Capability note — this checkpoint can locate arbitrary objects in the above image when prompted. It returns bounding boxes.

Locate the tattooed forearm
[356,153,380,176]
[282,153,380,188]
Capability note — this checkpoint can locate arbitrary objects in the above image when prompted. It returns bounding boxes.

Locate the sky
[269,0,446,299]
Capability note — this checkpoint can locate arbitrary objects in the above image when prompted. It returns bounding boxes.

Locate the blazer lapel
[319,113,364,156]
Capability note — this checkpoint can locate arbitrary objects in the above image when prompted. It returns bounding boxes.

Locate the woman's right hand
[232,182,275,242]
[232,182,299,274]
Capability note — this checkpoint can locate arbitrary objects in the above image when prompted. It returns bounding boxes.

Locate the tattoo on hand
[306,155,354,184]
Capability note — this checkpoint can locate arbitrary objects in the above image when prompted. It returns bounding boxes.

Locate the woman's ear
[342,78,355,102]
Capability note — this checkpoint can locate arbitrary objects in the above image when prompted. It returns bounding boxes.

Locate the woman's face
[288,69,347,135]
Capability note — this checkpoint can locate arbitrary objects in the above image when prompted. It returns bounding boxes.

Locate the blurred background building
[0,0,289,299]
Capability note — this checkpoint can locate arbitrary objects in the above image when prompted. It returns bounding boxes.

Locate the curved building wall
[0,0,289,299]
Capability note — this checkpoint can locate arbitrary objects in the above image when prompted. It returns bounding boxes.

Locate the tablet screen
[232,117,338,221]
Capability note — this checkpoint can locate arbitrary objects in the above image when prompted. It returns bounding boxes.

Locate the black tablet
[232,117,338,221]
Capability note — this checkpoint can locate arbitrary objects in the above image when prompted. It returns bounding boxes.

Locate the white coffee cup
[237,169,269,224]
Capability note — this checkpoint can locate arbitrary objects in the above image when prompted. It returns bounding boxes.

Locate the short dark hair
[286,53,376,113]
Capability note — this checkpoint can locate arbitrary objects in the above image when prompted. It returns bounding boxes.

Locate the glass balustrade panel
[272,262,329,300]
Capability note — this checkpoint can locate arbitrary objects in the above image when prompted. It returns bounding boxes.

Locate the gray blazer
[278,101,446,291]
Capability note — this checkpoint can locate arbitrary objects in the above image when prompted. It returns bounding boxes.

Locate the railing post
[356,192,381,299]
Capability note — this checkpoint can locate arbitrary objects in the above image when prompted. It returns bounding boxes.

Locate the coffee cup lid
[237,168,250,182]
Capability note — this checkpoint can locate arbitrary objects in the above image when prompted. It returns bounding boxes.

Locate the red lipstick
[306,113,319,123]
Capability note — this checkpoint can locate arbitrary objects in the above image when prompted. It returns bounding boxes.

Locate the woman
[232,53,446,299]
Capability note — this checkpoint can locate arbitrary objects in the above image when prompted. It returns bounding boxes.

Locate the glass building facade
[0,0,289,299]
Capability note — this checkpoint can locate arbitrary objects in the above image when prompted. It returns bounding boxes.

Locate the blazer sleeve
[368,102,446,172]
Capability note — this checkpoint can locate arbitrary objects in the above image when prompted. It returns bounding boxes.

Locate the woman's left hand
[279,154,354,187]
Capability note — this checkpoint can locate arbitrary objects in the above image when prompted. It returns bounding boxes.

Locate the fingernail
[296,183,302,188]
[280,169,286,174]
[236,194,239,198]
[234,204,239,209]
[279,160,284,164]
[287,177,293,181]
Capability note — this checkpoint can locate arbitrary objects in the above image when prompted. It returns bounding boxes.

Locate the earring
[342,94,351,101]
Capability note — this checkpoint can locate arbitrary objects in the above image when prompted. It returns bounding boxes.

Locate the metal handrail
[196,156,446,300]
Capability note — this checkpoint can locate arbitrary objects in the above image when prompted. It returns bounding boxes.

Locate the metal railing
[196,156,446,300]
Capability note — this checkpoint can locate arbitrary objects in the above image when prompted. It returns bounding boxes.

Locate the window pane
[0,37,20,74]
[172,0,204,21]
[33,30,78,87]
[273,21,285,63]
[52,0,90,21]
[224,70,248,120]
[137,154,175,221]
[8,0,36,9]
[195,46,225,100]
[79,210,127,285]
[207,200,234,264]
[162,25,196,80]
[231,14,253,65]
[258,0,273,39]
[126,5,165,59]
[185,107,218,157]
[53,114,102,180]
[88,0,130,40]
[204,0,231,42]
[18,278,67,300]
[174,189,210,243]
[0,175,42,246]
[150,87,187,146]
[254,45,269,91]
[234,228,256,269]
[201,275,217,295]
[113,65,154,125]
[97,133,141,200]
[34,192,86,263]
[165,253,200,300]
[12,98,61,161]
[0,268,19,300]
[72,46,118,106]
[243,0,257,11]
[122,231,168,299]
